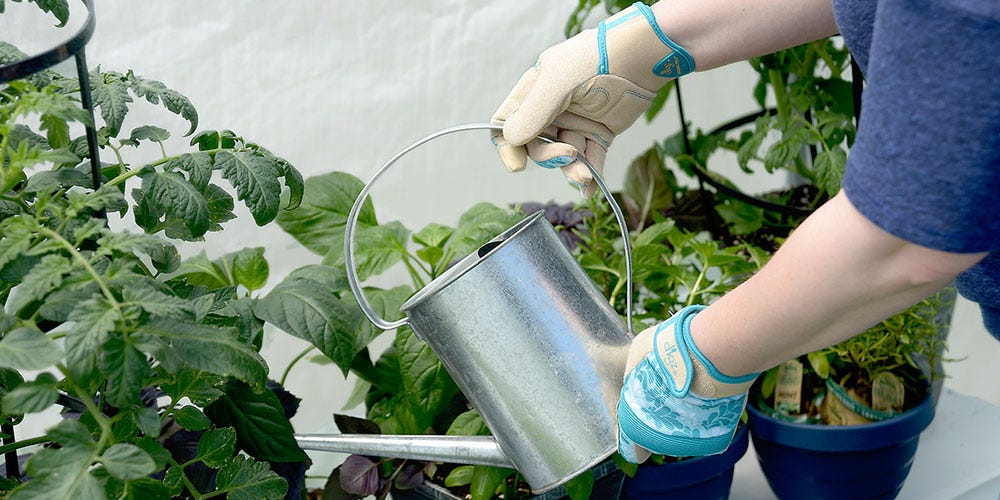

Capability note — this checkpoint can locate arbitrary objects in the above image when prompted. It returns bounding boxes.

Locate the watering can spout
[294,434,515,469]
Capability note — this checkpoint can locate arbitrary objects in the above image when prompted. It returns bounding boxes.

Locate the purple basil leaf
[393,461,426,490]
[334,414,381,435]
[340,454,383,496]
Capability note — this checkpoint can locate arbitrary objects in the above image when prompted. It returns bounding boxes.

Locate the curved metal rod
[0,0,96,83]
[344,122,634,333]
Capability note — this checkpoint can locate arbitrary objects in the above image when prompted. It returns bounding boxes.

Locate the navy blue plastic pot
[747,394,935,499]
[621,424,749,500]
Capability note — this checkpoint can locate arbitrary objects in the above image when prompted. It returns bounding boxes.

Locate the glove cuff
[598,2,695,90]
[653,305,758,399]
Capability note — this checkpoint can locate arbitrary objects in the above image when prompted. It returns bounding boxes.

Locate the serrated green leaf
[122,283,192,318]
[6,254,70,313]
[204,380,306,463]
[65,297,119,381]
[213,455,287,500]
[196,427,236,468]
[22,0,69,26]
[136,319,266,387]
[135,437,171,473]
[45,419,94,449]
[159,368,224,407]
[278,159,304,210]
[129,125,170,143]
[125,72,198,135]
[215,151,282,226]
[0,327,63,370]
[120,478,171,499]
[814,146,847,197]
[140,170,211,238]
[173,405,211,431]
[99,444,155,480]
[231,247,268,292]
[11,445,101,500]
[97,336,150,408]
[168,152,213,192]
[172,251,231,288]
[276,171,376,257]
[90,70,131,136]
[0,216,36,270]
[2,377,58,414]
[162,466,185,497]
[254,277,371,375]
[39,112,69,148]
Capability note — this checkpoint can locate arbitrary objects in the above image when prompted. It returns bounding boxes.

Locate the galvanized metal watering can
[295,123,635,493]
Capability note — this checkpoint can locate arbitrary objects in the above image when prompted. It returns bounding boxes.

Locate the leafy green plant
[1,12,310,498]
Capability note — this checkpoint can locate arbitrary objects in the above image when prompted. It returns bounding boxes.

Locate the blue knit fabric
[833,0,1000,339]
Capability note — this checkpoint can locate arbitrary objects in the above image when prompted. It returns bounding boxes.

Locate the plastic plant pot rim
[635,423,750,482]
[747,392,935,452]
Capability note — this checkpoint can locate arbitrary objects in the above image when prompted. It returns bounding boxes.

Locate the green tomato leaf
[160,368,225,407]
[99,443,156,480]
[814,146,847,197]
[0,326,63,370]
[254,277,373,375]
[215,151,282,226]
[90,69,132,136]
[276,171,376,258]
[129,125,170,144]
[172,251,231,288]
[97,335,151,408]
[122,282,193,318]
[11,445,101,499]
[204,380,307,463]
[213,455,287,500]
[46,419,94,449]
[2,375,58,414]
[231,247,269,292]
[140,170,211,238]
[173,405,211,431]
[135,318,266,388]
[195,427,236,468]
[168,152,213,192]
[125,71,198,135]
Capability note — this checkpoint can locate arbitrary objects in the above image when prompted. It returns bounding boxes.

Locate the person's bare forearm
[690,191,987,377]
[651,0,839,71]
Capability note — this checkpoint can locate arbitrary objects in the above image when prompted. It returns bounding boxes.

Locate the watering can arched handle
[344,122,634,332]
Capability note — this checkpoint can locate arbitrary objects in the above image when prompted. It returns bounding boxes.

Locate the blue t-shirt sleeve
[841,0,1000,253]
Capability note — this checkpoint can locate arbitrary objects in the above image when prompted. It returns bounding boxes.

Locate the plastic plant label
[774,359,803,414]
[872,371,905,413]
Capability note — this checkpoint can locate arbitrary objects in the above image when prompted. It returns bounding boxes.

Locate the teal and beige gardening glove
[617,305,759,463]
[491,2,694,198]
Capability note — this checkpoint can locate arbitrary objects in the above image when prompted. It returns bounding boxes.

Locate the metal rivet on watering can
[295,123,635,494]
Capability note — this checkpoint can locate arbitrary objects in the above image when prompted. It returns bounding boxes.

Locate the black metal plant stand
[0,0,100,480]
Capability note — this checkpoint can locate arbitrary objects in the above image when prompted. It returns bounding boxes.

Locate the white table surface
[729,388,1000,499]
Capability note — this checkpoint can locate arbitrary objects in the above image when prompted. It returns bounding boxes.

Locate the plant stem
[38,226,120,311]
[767,69,789,119]
[280,344,317,386]
[0,434,49,457]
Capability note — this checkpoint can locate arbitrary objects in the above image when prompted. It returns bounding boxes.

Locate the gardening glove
[617,305,759,464]
[491,1,695,198]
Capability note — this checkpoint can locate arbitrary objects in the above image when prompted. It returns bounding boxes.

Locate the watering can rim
[343,122,634,332]
[398,209,548,313]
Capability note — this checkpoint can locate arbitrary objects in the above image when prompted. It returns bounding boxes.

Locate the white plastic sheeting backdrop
[3,0,997,487]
